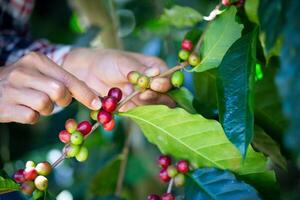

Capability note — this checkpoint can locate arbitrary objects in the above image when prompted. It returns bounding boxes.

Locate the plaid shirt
[0,0,71,66]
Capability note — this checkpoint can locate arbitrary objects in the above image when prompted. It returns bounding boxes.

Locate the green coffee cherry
[65,144,81,158]
[174,173,185,187]
[33,190,44,199]
[171,71,184,88]
[70,131,84,145]
[34,176,48,191]
[127,71,141,84]
[178,50,190,61]
[90,110,98,121]
[167,165,178,178]
[25,160,36,168]
[75,146,89,162]
[188,53,201,67]
[137,75,150,89]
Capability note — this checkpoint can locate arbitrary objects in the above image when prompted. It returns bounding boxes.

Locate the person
[0,0,174,124]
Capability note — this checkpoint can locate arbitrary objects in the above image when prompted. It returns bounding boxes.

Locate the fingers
[135,91,176,108]
[127,52,168,72]
[150,77,172,93]
[0,104,39,124]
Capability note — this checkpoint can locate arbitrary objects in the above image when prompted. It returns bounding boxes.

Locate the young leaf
[252,126,287,170]
[245,0,259,24]
[168,87,197,114]
[217,27,258,157]
[0,176,20,195]
[159,5,203,28]
[119,105,275,190]
[185,168,261,200]
[192,7,243,72]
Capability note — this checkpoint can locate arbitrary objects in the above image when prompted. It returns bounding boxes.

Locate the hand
[62,48,175,111]
[0,52,102,124]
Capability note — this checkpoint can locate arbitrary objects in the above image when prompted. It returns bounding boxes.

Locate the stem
[51,154,65,168]
[167,178,174,193]
[158,62,188,78]
[116,90,141,111]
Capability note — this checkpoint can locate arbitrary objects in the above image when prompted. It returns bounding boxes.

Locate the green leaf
[0,176,20,195]
[168,87,197,114]
[252,126,287,170]
[245,0,259,24]
[159,5,202,28]
[89,156,122,196]
[217,27,258,157]
[192,7,243,72]
[185,168,261,200]
[119,105,275,189]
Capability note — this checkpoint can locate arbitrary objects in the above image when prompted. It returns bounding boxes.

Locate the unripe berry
[159,168,171,183]
[161,193,175,200]
[174,173,185,187]
[70,131,84,145]
[127,71,141,84]
[35,161,52,176]
[58,130,71,143]
[178,49,190,61]
[147,194,161,200]
[90,110,99,121]
[137,75,150,89]
[75,146,89,162]
[13,169,25,183]
[65,119,77,133]
[158,155,172,169]
[34,175,48,191]
[103,119,116,131]
[176,160,189,173]
[77,121,92,136]
[188,53,201,67]
[33,190,44,199]
[181,39,193,51]
[108,87,123,102]
[23,167,38,181]
[65,144,81,158]
[171,71,184,88]
[102,96,118,112]
[167,165,178,178]
[97,110,113,124]
[25,161,35,168]
[21,181,35,195]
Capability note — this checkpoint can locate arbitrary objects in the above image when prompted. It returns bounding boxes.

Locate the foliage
[0,176,20,195]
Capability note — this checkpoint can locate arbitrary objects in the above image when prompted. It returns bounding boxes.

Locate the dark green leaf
[0,176,20,195]
[217,27,258,157]
[168,87,197,114]
[185,168,261,200]
[184,29,202,46]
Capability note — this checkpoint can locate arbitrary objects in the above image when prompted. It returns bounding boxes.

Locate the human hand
[0,52,102,124]
[62,48,175,111]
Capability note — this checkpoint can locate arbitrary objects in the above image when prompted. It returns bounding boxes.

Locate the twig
[158,62,188,78]
[116,90,141,111]
[167,178,174,193]
[51,154,65,168]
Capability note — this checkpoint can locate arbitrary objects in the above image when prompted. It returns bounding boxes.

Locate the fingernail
[91,98,102,110]
[145,67,160,77]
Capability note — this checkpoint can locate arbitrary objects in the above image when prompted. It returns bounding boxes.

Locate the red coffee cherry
[108,87,123,102]
[222,0,231,6]
[103,118,116,131]
[23,167,38,181]
[13,169,25,183]
[176,160,189,173]
[65,119,77,133]
[97,110,113,124]
[161,193,175,200]
[159,168,171,183]
[147,194,161,200]
[102,96,118,113]
[59,130,71,143]
[181,39,193,51]
[21,181,35,195]
[158,155,172,169]
[35,161,52,176]
[77,121,92,136]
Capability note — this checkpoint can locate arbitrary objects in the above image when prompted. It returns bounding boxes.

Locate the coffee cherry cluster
[127,71,151,90]
[58,119,92,162]
[90,87,122,131]
[147,155,190,200]
[13,161,52,197]
[178,39,200,67]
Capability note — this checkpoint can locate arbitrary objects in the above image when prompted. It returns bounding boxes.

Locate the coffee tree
[1,0,300,199]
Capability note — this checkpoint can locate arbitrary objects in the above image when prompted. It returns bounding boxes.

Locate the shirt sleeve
[0,0,71,66]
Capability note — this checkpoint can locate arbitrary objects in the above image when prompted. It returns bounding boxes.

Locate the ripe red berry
[65,119,77,133]
[23,167,38,181]
[108,87,123,102]
[102,96,118,112]
[13,169,25,183]
[159,168,171,183]
[222,0,231,6]
[176,160,189,173]
[21,181,35,195]
[147,194,161,200]
[161,193,175,200]
[181,39,193,51]
[59,130,71,143]
[158,155,172,169]
[97,110,113,124]
[103,118,116,131]
[35,161,52,176]
[77,121,92,136]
